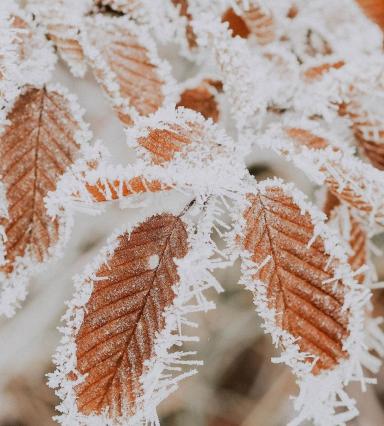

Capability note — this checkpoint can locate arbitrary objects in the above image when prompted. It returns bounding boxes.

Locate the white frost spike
[49,198,224,425]
[236,177,371,426]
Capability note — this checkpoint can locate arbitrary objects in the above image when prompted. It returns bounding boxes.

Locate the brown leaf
[356,0,384,30]
[177,81,221,122]
[72,213,188,417]
[0,87,81,273]
[83,16,168,125]
[242,186,349,374]
[83,177,168,202]
[222,5,275,44]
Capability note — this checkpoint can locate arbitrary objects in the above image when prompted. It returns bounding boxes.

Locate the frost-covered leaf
[80,14,176,126]
[238,179,369,425]
[50,202,222,424]
[176,79,222,122]
[242,184,348,373]
[0,85,90,316]
[259,126,384,226]
[71,213,188,417]
[83,176,168,202]
[356,0,384,30]
[27,0,90,77]
[127,107,234,166]
[7,9,56,88]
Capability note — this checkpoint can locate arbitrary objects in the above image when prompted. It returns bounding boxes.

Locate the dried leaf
[356,0,384,30]
[81,15,175,125]
[130,108,230,166]
[242,185,349,373]
[177,80,221,122]
[72,213,188,417]
[0,86,89,315]
[222,5,275,44]
[83,176,167,202]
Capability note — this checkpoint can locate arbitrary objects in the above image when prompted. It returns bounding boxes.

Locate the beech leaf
[0,85,90,316]
[80,14,176,126]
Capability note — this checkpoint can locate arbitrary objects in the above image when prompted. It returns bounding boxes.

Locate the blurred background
[0,53,384,426]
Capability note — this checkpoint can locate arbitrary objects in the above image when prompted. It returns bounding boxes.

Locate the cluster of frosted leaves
[0,85,90,316]
[2,1,384,426]
[238,179,370,424]
[28,1,177,126]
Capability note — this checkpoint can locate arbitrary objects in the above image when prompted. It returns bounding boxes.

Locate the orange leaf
[82,15,173,125]
[242,186,349,374]
[83,177,168,202]
[71,213,188,417]
[0,87,82,274]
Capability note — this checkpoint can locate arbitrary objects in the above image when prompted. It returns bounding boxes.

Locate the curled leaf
[273,126,384,226]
